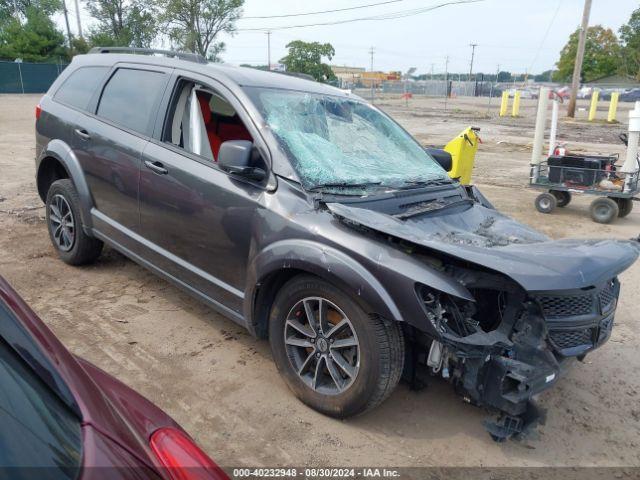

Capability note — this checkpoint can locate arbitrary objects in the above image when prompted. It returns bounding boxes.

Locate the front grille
[598,316,614,342]
[598,285,616,314]
[537,294,593,317]
[549,328,593,349]
[539,280,618,354]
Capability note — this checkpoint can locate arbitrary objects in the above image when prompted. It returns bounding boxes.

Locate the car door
[72,64,172,237]
[138,72,272,319]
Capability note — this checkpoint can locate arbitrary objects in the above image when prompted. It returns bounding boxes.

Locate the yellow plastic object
[499,91,509,116]
[444,127,480,185]
[588,90,599,121]
[511,90,521,117]
[608,92,619,122]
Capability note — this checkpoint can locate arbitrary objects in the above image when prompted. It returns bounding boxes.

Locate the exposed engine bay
[409,264,618,441]
[324,186,636,441]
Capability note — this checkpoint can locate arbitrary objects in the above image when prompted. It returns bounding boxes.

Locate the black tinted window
[54,66,109,110]
[97,68,166,135]
[0,305,82,478]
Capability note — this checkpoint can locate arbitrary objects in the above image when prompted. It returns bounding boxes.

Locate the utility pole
[444,55,449,111]
[468,43,477,82]
[266,31,271,70]
[567,0,592,117]
[369,46,375,103]
[61,0,74,55]
[73,0,83,40]
[430,63,435,81]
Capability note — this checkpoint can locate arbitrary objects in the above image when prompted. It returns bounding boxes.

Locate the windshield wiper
[307,181,382,192]
[395,198,474,219]
[397,178,453,190]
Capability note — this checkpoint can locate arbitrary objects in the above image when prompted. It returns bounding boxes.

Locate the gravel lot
[1,93,639,470]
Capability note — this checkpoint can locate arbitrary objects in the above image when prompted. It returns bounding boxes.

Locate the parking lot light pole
[548,96,560,156]
[622,101,640,193]
[531,87,550,182]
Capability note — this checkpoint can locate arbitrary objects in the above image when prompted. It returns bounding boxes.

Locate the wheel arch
[244,240,403,338]
[37,140,94,231]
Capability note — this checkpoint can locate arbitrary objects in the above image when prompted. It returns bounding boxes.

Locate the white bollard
[548,98,559,157]
[622,101,640,193]
[531,87,550,182]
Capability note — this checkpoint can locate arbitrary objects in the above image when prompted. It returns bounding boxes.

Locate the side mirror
[425,147,452,172]
[218,140,266,181]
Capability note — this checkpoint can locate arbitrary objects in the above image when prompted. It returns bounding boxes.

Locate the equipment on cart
[530,134,639,224]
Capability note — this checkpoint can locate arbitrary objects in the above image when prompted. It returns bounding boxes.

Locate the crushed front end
[324,200,638,441]
[410,266,620,441]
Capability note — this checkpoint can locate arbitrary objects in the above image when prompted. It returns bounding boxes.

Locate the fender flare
[38,140,94,231]
[244,239,403,335]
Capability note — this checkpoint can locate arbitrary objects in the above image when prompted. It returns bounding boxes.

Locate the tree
[0,6,66,61]
[85,0,157,48]
[619,6,640,80]
[279,40,336,82]
[497,70,511,82]
[0,0,60,21]
[161,0,243,61]
[553,25,620,82]
[534,69,554,82]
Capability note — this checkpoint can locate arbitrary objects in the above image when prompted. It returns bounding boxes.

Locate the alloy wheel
[284,297,360,395]
[49,194,75,252]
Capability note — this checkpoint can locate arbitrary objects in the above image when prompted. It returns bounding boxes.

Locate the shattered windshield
[247,87,450,193]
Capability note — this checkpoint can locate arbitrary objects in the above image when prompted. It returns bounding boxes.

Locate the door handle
[144,160,168,175]
[74,128,91,140]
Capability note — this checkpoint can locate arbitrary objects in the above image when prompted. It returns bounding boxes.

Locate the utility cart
[530,134,640,224]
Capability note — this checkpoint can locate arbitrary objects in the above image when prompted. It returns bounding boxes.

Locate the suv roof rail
[88,47,208,64]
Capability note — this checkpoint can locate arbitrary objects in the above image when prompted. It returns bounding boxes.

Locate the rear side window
[0,305,82,477]
[54,66,109,110]
[97,68,166,136]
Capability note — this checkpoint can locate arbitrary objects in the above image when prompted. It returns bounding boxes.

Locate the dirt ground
[1,93,640,470]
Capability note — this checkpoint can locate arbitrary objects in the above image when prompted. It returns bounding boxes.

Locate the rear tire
[45,179,103,265]
[550,190,571,208]
[615,198,633,218]
[535,193,557,214]
[269,275,404,418]
[590,197,619,224]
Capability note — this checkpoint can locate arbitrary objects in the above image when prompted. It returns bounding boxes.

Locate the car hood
[326,202,640,291]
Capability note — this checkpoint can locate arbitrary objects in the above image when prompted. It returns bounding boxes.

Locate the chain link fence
[381,80,500,97]
[0,60,68,94]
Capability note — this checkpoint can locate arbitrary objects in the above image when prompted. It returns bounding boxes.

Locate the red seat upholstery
[196,91,221,160]
[218,118,252,145]
[196,91,252,160]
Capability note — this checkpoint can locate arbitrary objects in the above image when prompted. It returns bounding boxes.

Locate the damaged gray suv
[35,48,639,440]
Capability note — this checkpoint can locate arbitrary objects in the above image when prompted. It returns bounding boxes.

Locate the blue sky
[56,0,640,75]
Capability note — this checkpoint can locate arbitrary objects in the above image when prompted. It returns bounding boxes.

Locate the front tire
[45,179,103,265]
[590,197,619,224]
[535,192,557,214]
[269,275,404,418]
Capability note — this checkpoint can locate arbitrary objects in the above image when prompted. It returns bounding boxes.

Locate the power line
[242,0,406,19]
[237,0,484,32]
[528,0,562,73]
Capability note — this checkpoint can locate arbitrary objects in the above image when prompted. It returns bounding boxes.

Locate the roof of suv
[73,52,350,97]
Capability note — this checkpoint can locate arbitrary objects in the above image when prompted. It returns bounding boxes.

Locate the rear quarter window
[97,68,167,136]
[54,66,109,111]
